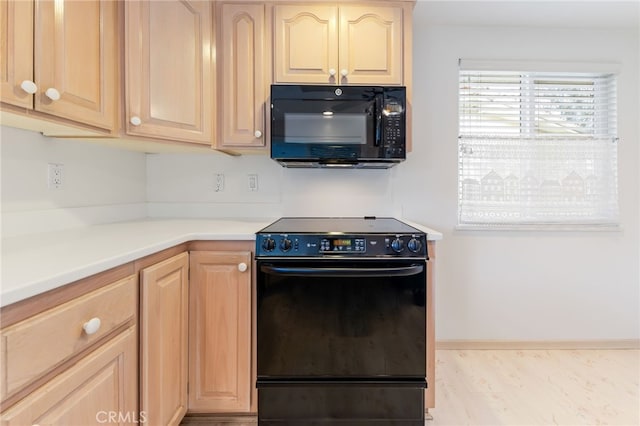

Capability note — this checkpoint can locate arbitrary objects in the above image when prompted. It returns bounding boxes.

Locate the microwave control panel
[382,104,405,158]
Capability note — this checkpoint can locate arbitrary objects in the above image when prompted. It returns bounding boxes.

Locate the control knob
[391,237,404,253]
[280,238,292,252]
[408,238,422,253]
[262,237,275,252]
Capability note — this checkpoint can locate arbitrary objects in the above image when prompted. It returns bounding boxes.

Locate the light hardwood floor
[430,349,639,426]
[181,349,639,426]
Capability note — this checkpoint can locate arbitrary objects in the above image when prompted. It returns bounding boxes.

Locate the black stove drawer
[258,384,425,425]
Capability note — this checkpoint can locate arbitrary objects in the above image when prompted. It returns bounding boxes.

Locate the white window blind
[458,64,619,227]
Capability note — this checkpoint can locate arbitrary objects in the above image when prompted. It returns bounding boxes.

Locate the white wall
[146,152,401,218]
[0,126,147,236]
[397,2,640,341]
[147,1,640,341]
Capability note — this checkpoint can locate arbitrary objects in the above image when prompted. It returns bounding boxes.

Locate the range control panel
[255,233,427,258]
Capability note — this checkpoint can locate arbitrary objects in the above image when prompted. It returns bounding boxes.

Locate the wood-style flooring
[180,349,639,426]
[430,349,639,425]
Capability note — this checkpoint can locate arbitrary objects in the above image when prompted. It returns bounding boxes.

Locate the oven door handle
[260,264,424,278]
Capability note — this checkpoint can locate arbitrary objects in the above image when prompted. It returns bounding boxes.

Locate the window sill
[455,223,622,232]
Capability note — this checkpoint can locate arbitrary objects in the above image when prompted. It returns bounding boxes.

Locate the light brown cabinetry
[1,327,138,426]
[217,2,268,150]
[140,252,189,426]
[273,3,405,85]
[125,0,214,145]
[0,274,138,424]
[0,0,118,132]
[188,250,253,413]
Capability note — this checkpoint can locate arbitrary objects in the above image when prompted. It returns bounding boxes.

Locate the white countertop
[1,218,442,307]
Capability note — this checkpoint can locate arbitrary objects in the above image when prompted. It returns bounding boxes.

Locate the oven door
[256,258,427,380]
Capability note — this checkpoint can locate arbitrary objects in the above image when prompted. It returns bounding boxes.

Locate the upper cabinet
[1,0,33,109]
[125,0,214,145]
[0,0,118,132]
[274,3,405,85]
[216,2,268,150]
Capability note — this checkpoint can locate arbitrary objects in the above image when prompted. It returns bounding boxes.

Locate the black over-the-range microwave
[270,84,407,169]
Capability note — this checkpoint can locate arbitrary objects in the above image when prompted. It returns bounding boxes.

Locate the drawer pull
[237,262,248,272]
[83,317,102,335]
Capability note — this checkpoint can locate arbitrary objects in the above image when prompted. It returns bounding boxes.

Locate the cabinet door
[339,5,404,85]
[273,5,338,84]
[35,0,118,130]
[0,0,34,109]
[189,251,252,413]
[1,327,138,426]
[218,3,267,149]
[140,253,189,426]
[125,0,213,145]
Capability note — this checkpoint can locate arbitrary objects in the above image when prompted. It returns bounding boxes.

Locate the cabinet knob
[340,69,348,77]
[130,116,142,126]
[83,317,102,335]
[237,262,248,272]
[45,87,61,101]
[20,80,38,94]
[254,130,262,138]
[328,68,336,76]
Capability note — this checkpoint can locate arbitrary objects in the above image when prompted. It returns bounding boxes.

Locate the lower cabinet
[188,250,253,413]
[140,252,189,426]
[1,326,138,425]
[0,273,138,425]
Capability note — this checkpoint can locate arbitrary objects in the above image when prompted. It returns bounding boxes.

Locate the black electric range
[255,217,428,425]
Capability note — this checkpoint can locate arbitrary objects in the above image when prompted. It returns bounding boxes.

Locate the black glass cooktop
[258,217,422,235]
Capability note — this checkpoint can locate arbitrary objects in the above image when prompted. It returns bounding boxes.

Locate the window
[458,60,619,228]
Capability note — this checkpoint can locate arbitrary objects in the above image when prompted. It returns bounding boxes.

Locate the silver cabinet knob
[130,116,142,126]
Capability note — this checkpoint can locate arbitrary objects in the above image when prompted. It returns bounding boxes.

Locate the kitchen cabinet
[0,274,138,423]
[140,252,189,426]
[125,0,214,145]
[1,327,138,426]
[0,0,118,132]
[188,250,253,413]
[273,3,405,85]
[217,2,269,150]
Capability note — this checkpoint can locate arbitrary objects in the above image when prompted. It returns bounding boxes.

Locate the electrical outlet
[214,173,225,192]
[248,174,258,191]
[48,163,64,189]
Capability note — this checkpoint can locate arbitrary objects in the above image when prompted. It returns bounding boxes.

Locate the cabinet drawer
[0,275,137,401]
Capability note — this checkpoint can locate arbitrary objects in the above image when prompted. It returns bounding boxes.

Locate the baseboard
[435,339,640,350]
[180,415,257,425]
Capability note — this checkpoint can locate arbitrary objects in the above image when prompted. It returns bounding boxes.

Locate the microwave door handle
[375,96,383,147]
